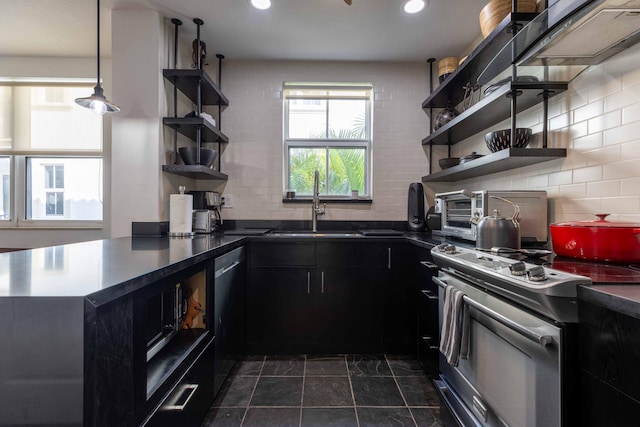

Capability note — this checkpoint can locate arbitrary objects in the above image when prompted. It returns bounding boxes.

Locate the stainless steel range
[430,243,592,427]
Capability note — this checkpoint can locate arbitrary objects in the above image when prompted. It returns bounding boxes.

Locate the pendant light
[75,0,120,114]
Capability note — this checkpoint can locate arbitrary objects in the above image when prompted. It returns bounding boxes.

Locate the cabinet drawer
[249,241,315,266]
[316,242,390,267]
[144,338,215,427]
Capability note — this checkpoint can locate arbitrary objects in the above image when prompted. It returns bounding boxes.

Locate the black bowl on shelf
[439,157,460,169]
[485,128,532,152]
[459,152,484,164]
[179,147,218,168]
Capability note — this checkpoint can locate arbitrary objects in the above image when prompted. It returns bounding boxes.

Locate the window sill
[282,198,372,204]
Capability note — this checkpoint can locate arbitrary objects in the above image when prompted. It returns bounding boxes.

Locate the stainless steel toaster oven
[433,190,548,243]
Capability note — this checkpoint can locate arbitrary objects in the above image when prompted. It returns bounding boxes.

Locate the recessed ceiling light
[251,0,271,10]
[404,0,426,14]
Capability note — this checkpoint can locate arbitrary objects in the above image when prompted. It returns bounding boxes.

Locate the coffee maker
[190,191,223,233]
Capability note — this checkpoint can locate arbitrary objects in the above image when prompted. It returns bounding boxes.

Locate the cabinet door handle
[321,271,324,293]
[307,271,311,294]
[388,248,392,270]
[420,261,438,269]
[421,336,439,350]
[215,260,241,278]
[421,289,438,300]
[165,384,199,411]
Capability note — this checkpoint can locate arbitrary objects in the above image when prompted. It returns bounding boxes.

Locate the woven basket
[479,0,537,38]
[438,56,459,77]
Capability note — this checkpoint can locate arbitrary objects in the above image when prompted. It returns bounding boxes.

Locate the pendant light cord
[96,0,101,89]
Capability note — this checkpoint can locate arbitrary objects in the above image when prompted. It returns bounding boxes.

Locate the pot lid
[551,214,640,228]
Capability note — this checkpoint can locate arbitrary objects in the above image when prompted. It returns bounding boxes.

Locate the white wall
[110,9,168,238]
[204,60,430,221]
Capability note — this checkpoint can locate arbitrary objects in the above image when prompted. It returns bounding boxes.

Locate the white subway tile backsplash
[585,145,621,166]
[549,113,570,131]
[526,174,549,188]
[588,110,621,133]
[558,183,587,198]
[601,196,640,214]
[622,102,640,125]
[548,170,573,186]
[603,120,640,145]
[620,177,640,195]
[574,99,604,123]
[603,158,640,180]
[573,132,602,150]
[586,180,620,197]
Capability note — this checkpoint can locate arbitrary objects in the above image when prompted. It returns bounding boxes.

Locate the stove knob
[509,261,527,276]
[526,266,548,282]
[436,243,456,254]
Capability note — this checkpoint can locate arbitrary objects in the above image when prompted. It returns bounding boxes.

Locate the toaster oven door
[434,190,476,240]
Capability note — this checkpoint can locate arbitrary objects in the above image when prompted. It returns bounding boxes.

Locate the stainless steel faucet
[312,170,326,232]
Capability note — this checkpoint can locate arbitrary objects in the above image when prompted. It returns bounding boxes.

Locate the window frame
[283,82,373,200]
[0,80,104,229]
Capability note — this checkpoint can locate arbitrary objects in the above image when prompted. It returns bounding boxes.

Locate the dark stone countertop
[0,235,246,305]
[2,229,638,318]
[578,284,640,320]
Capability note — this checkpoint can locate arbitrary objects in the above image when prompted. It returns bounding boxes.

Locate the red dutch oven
[549,214,640,263]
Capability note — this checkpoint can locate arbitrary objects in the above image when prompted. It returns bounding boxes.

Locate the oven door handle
[433,276,554,347]
[435,189,474,199]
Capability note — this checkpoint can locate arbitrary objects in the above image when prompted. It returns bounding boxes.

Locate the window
[284,83,372,198]
[0,82,103,227]
[44,165,65,217]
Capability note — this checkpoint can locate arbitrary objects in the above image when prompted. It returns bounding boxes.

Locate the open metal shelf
[163,117,229,143]
[422,148,566,182]
[162,165,229,180]
[422,81,567,146]
[163,69,229,106]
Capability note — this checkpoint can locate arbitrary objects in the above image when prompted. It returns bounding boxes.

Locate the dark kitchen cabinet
[246,241,316,353]
[412,243,439,377]
[316,241,391,353]
[213,246,245,395]
[246,267,315,353]
[578,300,640,426]
[246,239,409,354]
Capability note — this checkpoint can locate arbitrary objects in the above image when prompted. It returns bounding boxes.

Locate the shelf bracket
[216,53,225,174]
[540,90,551,148]
[427,58,435,175]
[171,18,182,164]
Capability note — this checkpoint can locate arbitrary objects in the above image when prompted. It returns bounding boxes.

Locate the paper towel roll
[170,194,193,235]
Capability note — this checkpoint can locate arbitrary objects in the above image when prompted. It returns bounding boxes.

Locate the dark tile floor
[202,354,443,427]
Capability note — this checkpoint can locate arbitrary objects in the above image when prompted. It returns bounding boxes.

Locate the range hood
[521,0,640,66]
[478,0,640,83]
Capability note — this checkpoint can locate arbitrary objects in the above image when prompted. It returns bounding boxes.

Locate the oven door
[435,272,563,427]
[433,190,476,240]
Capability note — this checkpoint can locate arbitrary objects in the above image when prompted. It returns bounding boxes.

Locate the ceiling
[0,0,489,62]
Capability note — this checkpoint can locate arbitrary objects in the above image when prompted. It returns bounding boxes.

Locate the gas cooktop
[474,246,640,284]
[431,244,593,322]
[432,244,592,296]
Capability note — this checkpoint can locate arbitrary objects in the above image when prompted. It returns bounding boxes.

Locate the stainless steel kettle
[473,196,521,250]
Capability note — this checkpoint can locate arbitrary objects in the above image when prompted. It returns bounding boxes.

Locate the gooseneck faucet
[312,170,326,232]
